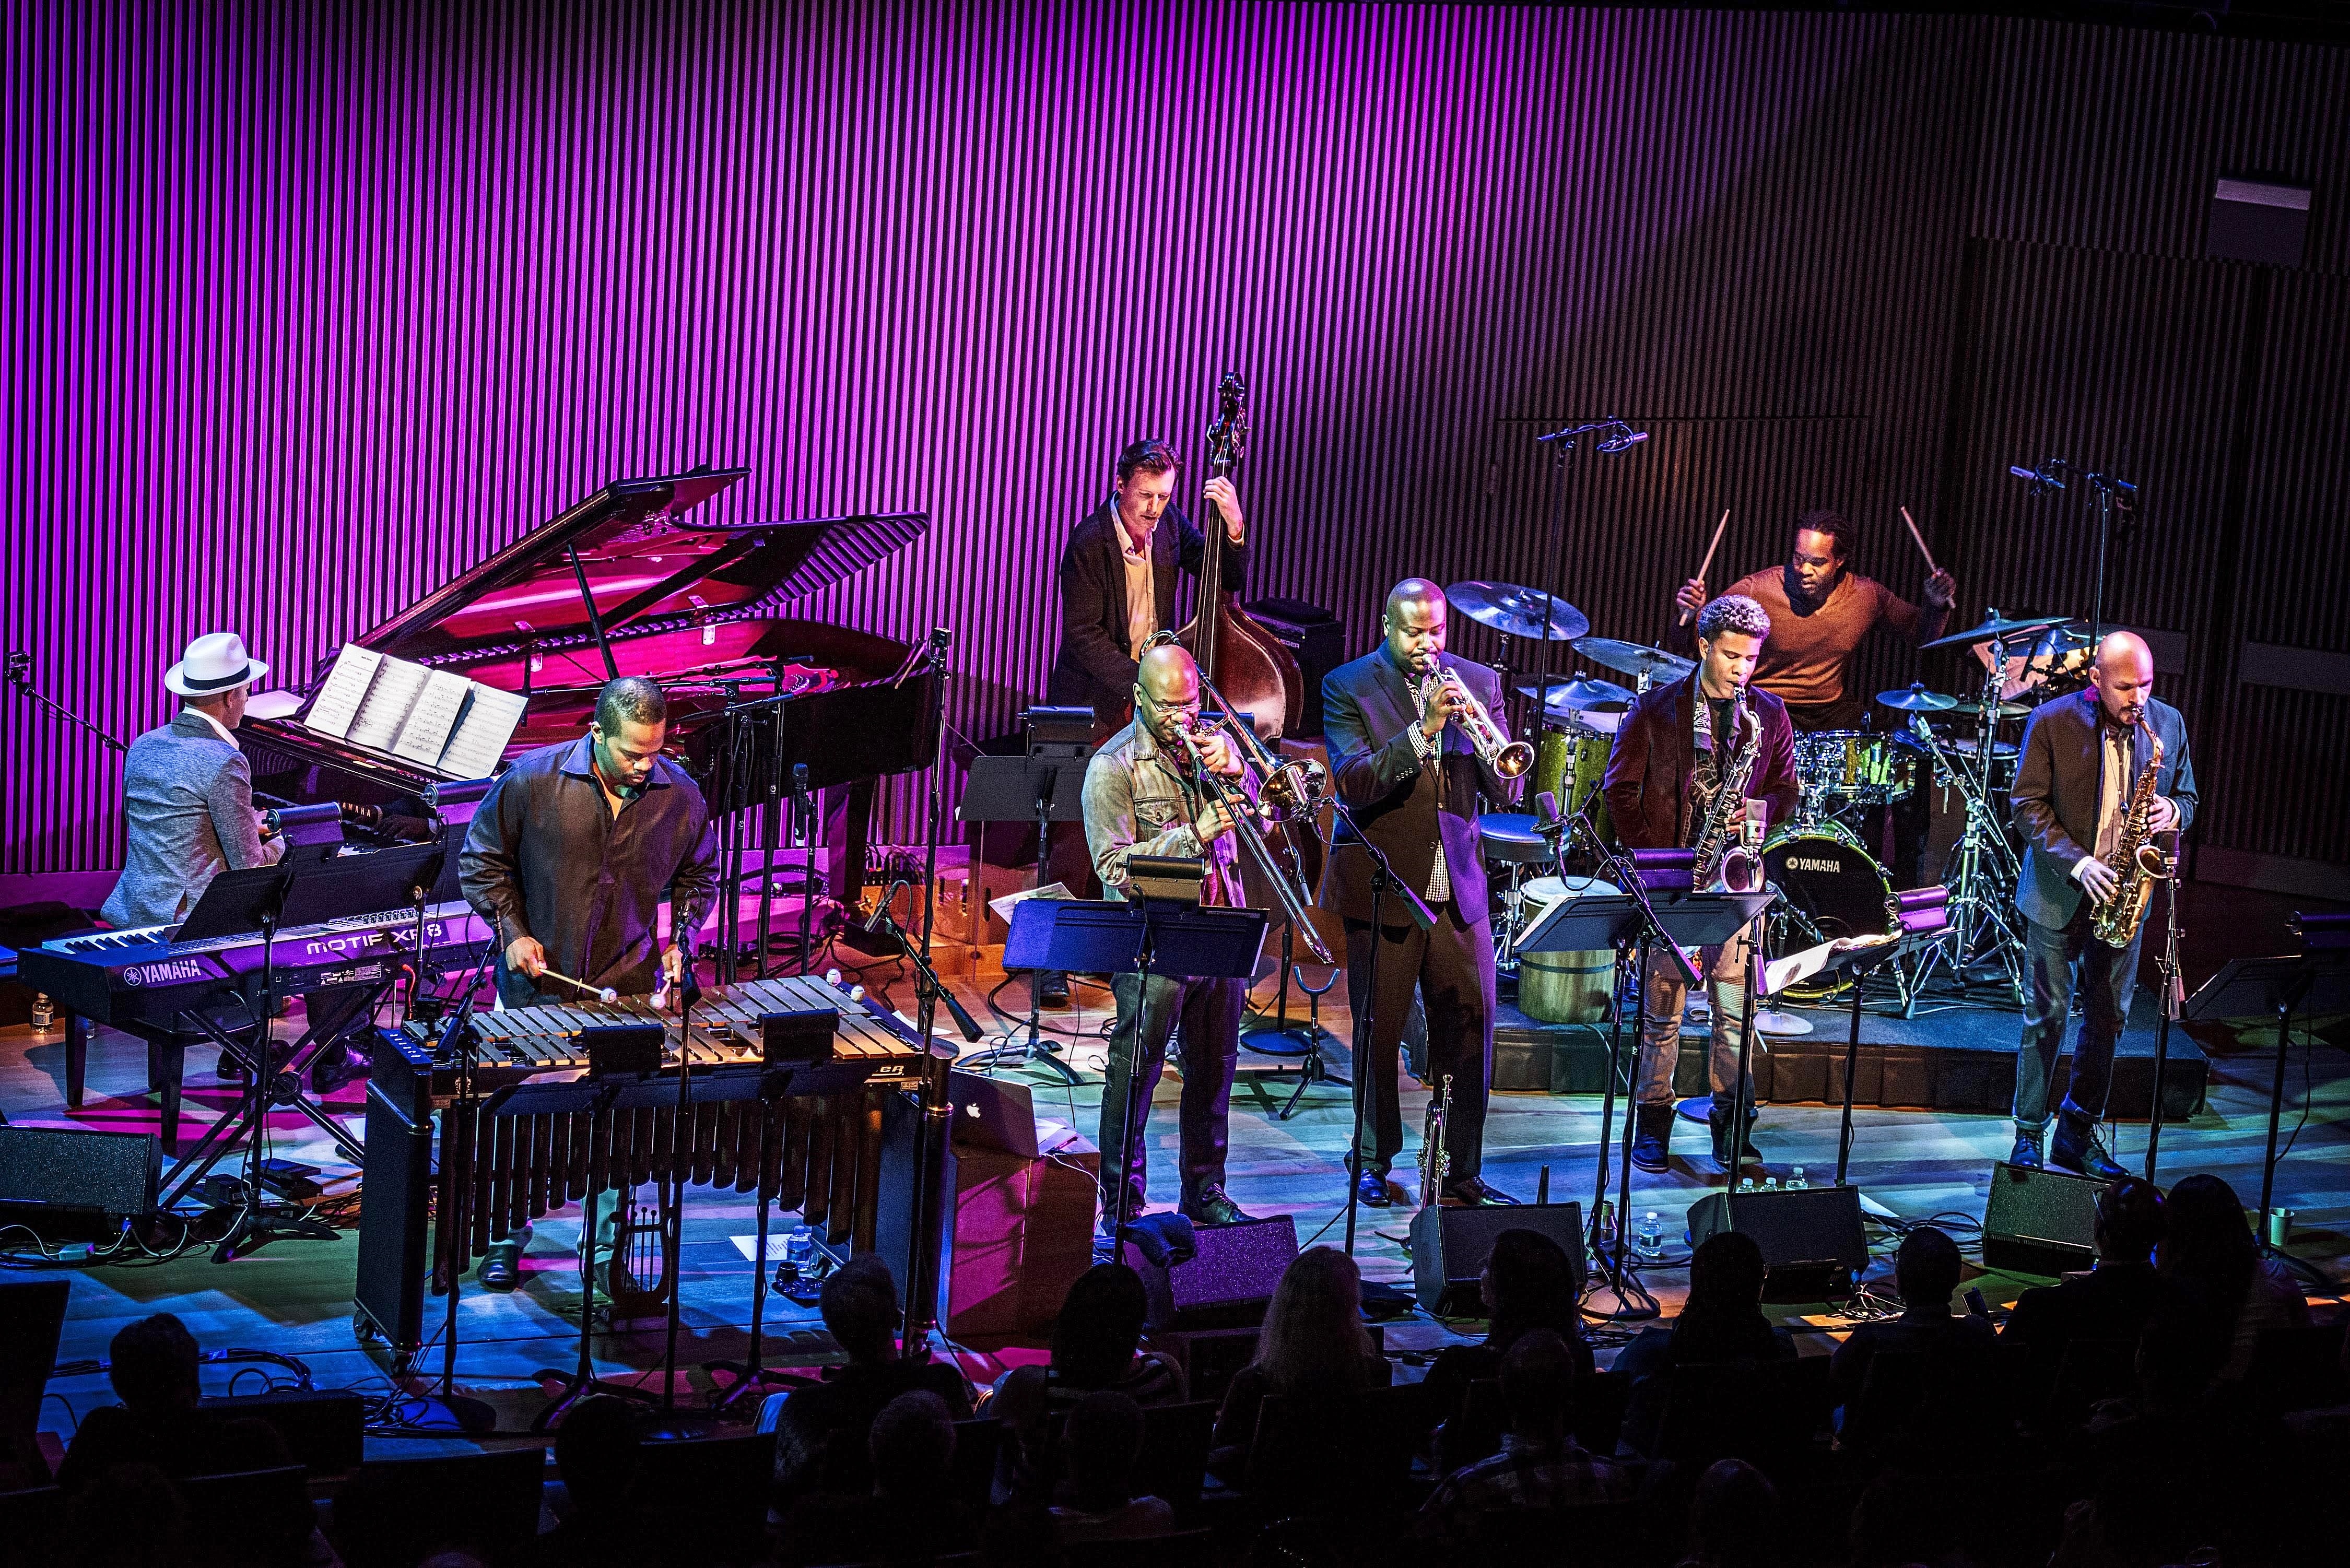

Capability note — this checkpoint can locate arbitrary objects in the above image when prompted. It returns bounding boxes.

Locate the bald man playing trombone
[2010,631,2196,1180]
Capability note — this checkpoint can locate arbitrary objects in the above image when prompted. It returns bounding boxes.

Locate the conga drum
[1514,875,1620,1024]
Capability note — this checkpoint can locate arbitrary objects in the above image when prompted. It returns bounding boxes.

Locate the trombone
[1168,721,1333,964]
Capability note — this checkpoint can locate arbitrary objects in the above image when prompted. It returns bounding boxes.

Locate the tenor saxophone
[2093,722,2169,948]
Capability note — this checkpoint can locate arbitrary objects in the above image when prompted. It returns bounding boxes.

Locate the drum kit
[1451,579,2103,1016]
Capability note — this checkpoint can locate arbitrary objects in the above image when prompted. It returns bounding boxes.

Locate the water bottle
[1763,1177,1779,1192]
[29,994,54,1034]
[1637,1211,1663,1260]
[1737,1177,1756,1193]
[1789,1166,1808,1189]
[784,1223,817,1274]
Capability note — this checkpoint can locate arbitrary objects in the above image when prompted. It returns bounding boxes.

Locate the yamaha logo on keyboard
[125,957,210,988]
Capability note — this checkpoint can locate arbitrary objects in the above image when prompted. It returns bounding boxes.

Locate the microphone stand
[4,652,128,753]
[1322,789,1434,1258]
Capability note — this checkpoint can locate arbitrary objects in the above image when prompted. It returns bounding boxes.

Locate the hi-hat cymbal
[1516,675,1636,712]
[1921,610,2073,651]
[1876,685,1961,713]
[1951,700,2030,719]
[1445,581,1591,643]
[1572,636,1696,685]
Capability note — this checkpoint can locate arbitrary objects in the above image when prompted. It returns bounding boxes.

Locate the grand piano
[245,467,938,917]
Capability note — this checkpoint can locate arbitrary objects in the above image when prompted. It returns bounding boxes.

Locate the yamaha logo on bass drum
[1784,857,1846,874]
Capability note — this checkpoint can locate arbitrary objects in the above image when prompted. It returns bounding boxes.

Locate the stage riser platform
[1495,1022,2206,1119]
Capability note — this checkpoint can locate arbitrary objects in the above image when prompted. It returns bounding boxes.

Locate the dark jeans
[1098,971,1243,1213]
[1343,903,1496,1180]
[2016,904,2144,1130]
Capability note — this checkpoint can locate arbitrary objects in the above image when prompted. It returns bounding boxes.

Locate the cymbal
[1876,685,1960,713]
[1951,700,2030,719]
[1446,581,1590,643]
[1572,636,1695,685]
[1516,675,1636,711]
[1921,610,2073,651]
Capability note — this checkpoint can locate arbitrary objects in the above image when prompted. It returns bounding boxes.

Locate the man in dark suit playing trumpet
[1322,579,1521,1208]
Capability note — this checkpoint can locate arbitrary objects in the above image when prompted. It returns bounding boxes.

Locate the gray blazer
[101,711,285,929]
[2011,689,2197,931]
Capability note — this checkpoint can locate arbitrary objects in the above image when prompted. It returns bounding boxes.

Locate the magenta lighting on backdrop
[3,2,2343,879]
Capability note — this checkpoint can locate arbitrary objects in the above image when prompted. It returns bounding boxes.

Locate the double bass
[1177,372,1305,738]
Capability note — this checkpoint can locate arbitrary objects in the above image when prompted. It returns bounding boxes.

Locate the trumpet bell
[1495,740,1535,778]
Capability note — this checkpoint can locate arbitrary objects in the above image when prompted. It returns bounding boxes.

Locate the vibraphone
[354,974,943,1364]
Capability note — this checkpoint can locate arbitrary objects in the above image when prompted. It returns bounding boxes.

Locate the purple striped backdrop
[4,4,2345,883]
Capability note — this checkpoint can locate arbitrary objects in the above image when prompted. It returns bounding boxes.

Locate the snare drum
[1515,875,1619,1024]
[1792,729,1917,807]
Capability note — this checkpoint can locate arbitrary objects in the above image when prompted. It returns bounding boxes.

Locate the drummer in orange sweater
[1674,510,1955,883]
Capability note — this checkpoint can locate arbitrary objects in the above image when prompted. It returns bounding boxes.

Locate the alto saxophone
[1419,1074,1453,1206]
[1690,704,1763,892]
[2093,722,2169,947]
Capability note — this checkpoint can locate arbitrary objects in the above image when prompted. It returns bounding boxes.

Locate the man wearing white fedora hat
[102,631,285,932]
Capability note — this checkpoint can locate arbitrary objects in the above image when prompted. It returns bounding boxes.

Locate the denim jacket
[1080,718,1249,906]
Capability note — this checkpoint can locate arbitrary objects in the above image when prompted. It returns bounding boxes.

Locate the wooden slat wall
[2,4,2343,878]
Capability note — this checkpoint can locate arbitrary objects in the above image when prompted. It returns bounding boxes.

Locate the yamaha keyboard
[18,901,495,1028]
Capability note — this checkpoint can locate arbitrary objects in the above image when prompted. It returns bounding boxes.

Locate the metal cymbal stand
[1901,642,2027,1011]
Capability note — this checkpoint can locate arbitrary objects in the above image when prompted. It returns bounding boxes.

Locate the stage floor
[4,947,2344,1459]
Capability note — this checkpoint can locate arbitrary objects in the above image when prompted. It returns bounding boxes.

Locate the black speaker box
[1686,1185,1868,1300]
[1123,1215,1298,1330]
[1243,597,1347,738]
[195,1389,366,1476]
[0,1126,160,1235]
[1981,1161,2101,1278]
[1409,1201,1587,1317]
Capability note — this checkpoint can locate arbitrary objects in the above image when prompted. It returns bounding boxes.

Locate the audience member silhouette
[1210,1246,1393,1481]
[993,1263,1187,1503]
[2001,1177,2186,1392]
[2158,1172,2309,1389]
[760,1255,971,1498]
[54,1313,294,1495]
[1829,1224,1995,1446]
[533,1394,659,1567]
[1417,1328,1630,1540]
[776,1390,977,1567]
[1047,1390,1176,1545]
[1614,1231,1795,1456]
[1677,1456,1778,1568]
[1421,1227,1597,1421]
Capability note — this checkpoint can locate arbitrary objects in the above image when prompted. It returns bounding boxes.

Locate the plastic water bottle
[1636,1211,1663,1260]
[29,994,54,1034]
[1789,1166,1808,1189]
[784,1223,817,1274]
[1763,1177,1779,1192]
[1737,1177,1756,1193]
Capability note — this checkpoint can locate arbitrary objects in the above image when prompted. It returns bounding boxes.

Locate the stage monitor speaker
[195,1389,366,1476]
[1124,1215,1297,1331]
[0,1126,160,1235]
[1686,1185,1868,1300]
[1409,1201,1587,1317]
[1981,1161,2101,1278]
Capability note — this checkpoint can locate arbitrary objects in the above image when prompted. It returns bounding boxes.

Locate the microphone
[2008,462,2067,492]
[1534,789,1564,833]
[1597,428,1649,454]
[791,762,810,801]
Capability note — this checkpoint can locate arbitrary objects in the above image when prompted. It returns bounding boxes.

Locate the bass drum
[1515,875,1619,1024]
[1761,828,1897,996]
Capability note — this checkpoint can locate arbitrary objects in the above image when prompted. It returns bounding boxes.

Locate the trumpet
[1434,666,1534,778]
[1169,719,1334,964]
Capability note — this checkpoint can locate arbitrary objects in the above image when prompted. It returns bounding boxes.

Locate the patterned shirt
[1416,1433,1632,1536]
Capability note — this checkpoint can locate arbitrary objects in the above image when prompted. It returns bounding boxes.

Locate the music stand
[957,739,1094,1083]
[1518,886,1772,1294]
[1026,897,1267,1240]
[2182,949,2349,1248]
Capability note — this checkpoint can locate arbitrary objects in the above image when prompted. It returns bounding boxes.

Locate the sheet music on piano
[302,642,530,780]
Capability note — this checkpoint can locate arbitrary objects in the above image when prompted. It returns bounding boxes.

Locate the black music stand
[957,740,1093,1084]
[158,846,449,1221]
[1519,885,1770,1295]
[1026,897,1267,1241]
[2182,949,2349,1252]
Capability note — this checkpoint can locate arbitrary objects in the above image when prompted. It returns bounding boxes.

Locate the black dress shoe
[310,1044,367,1095]
[1441,1176,1520,1208]
[1181,1185,1253,1227]
[1630,1104,1675,1173]
[2008,1129,2046,1170]
[2052,1116,2126,1181]
[1033,970,1072,1008]
[1353,1169,1393,1208]
[477,1239,524,1292]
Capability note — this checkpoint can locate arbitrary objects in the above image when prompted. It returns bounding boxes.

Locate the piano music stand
[1517,886,1770,1300]
[957,744,1094,1084]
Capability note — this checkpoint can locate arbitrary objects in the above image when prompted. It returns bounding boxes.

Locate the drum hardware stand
[1525,418,1646,722]
[1900,681,2025,1011]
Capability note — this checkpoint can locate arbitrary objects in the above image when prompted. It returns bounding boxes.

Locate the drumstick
[1899,505,1941,577]
[1676,509,1732,627]
[540,968,619,1006]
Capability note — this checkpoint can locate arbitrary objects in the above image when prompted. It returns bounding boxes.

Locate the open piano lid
[337,467,929,674]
